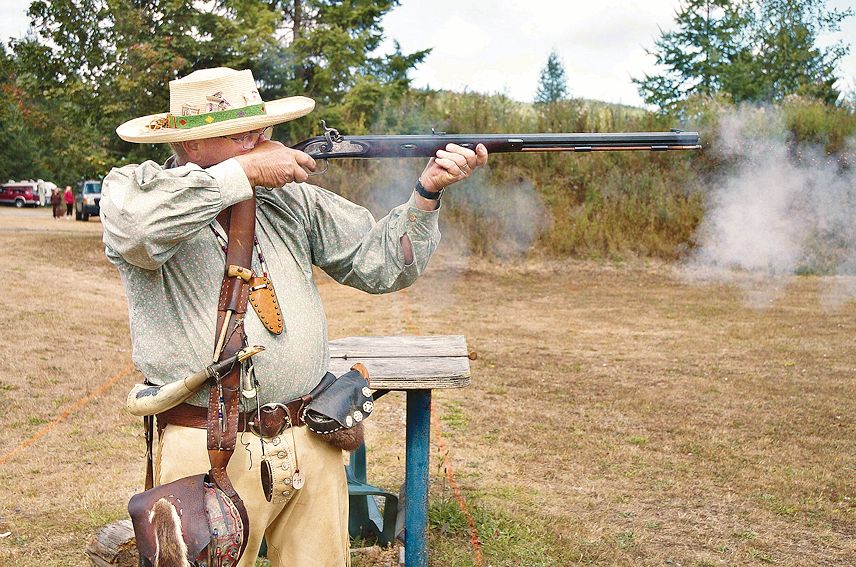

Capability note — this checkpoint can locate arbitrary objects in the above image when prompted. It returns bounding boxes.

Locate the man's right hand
[234,140,317,188]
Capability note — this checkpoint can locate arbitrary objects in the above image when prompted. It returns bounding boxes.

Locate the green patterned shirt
[101,157,440,408]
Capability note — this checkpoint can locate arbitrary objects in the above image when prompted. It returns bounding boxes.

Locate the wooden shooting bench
[87,335,473,567]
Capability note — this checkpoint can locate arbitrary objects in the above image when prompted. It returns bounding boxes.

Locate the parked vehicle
[75,179,102,221]
[0,181,40,208]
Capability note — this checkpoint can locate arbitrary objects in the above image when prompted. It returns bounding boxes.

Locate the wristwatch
[415,179,443,201]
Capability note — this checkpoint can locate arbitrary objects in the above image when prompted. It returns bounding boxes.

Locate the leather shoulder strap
[207,197,256,559]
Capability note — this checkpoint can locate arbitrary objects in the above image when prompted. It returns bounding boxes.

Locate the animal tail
[149,498,190,567]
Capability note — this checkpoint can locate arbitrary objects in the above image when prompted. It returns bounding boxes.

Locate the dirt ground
[0,206,853,566]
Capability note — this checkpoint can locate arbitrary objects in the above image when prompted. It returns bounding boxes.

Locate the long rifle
[292,121,701,166]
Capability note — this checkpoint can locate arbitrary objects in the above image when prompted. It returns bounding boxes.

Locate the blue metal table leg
[405,389,431,567]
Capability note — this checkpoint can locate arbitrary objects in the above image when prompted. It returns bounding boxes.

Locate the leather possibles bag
[301,365,374,451]
[129,199,256,567]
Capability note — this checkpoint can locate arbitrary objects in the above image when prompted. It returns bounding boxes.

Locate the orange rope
[430,403,484,566]
[0,361,135,466]
[398,289,483,566]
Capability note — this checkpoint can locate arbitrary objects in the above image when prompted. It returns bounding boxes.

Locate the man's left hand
[418,143,489,194]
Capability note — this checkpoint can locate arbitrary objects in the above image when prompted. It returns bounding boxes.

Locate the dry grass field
[0,206,853,566]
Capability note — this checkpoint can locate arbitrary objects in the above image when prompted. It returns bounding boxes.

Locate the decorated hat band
[149,103,267,130]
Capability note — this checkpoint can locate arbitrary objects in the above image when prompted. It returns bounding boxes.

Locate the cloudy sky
[2,0,854,108]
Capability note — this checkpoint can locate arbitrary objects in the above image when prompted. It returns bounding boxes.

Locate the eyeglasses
[222,127,273,149]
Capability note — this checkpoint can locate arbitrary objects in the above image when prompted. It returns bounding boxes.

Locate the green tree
[633,0,751,110]
[635,0,852,109]
[259,0,429,137]
[4,0,427,180]
[8,0,283,176]
[747,0,852,104]
[0,45,45,182]
[535,50,569,104]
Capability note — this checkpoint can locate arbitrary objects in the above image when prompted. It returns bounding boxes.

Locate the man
[101,67,487,566]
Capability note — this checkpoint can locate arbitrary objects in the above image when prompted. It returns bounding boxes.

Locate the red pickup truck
[0,181,40,208]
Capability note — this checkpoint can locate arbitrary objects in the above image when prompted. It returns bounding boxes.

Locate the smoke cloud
[682,105,856,309]
[443,169,550,259]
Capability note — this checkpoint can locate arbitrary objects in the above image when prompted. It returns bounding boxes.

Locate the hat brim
[115,96,316,143]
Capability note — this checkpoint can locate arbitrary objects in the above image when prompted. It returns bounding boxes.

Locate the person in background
[50,188,62,219]
[64,185,74,218]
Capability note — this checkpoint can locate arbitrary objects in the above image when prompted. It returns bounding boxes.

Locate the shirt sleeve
[304,186,441,293]
[101,158,254,270]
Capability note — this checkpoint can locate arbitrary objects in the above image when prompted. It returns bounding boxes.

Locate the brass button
[408,213,417,222]
[271,436,281,446]
[277,451,286,459]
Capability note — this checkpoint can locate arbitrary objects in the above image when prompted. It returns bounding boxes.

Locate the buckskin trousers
[155,423,351,567]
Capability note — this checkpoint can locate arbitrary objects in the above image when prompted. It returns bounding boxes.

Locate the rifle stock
[291,122,701,161]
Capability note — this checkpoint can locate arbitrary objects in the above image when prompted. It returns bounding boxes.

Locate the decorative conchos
[291,471,305,490]
[345,415,353,427]
[353,410,363,423]
[361,386,372,397]
[248,275,284,335]
[363,401,374,413]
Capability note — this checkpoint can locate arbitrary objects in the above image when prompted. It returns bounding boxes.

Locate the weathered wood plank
[329,357,470,389]
[329,335,469,359]
[86,519,137,567]
[329,335,472,390]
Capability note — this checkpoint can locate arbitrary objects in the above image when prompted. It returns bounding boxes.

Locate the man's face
[187,128,269,167]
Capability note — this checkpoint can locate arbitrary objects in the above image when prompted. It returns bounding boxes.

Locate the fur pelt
[149,498,190,567]
[313,421,364,451]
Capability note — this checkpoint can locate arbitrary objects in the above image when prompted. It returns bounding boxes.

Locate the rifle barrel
[292,131,701,160]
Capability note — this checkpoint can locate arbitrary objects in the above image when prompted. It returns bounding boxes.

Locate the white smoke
[683,105,856,309]
[446,171,550,259]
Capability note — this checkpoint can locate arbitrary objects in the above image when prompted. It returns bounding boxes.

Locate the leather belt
[158,398,307,438]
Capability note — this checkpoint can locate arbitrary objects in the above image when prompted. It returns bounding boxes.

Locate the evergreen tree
[259,0,429,136]
[535,50,568,104]
[748,0,851,104]
[634,0,852,110]
[633,0,751,110]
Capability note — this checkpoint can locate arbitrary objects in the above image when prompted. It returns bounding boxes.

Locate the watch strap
[415,179,443,200]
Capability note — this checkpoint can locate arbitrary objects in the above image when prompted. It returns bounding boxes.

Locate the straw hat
[116,67,315,143]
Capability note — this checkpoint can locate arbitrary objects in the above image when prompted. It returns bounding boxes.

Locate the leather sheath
[248,275,284,334]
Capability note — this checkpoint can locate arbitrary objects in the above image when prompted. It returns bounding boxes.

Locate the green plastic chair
[346,442,399,547]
